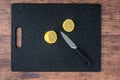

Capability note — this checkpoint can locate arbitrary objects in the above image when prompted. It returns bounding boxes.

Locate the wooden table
[0,0,120,80]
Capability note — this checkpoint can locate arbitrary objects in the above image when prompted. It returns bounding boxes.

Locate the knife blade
[60,31,93,65]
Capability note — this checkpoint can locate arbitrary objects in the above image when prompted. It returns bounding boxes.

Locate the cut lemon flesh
[44,30,57,44]
[62,19,75,32]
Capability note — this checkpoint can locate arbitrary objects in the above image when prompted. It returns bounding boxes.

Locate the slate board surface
[11,4,101,71]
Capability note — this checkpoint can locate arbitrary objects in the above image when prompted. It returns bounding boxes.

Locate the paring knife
[60,31,93,65]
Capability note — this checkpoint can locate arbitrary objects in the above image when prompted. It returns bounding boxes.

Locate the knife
[60,31,93,65]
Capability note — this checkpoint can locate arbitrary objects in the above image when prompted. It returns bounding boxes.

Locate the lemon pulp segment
[62,19,75,32]
[44,30,57,44]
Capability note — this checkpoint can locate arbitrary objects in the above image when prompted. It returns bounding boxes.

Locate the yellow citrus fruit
[62,19,75,32]
[44,30,57,44]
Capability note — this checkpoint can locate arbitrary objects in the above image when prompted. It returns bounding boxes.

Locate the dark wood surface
[0,0,120,80]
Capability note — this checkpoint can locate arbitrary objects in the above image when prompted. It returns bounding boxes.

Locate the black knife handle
[75,47,93,65]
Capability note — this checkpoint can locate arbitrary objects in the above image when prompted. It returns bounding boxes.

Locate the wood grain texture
[0,0,120,80]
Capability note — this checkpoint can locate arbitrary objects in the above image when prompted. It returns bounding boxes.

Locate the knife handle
[75,47,93,65]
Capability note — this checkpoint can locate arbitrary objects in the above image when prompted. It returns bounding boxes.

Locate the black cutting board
[11,4,101,71]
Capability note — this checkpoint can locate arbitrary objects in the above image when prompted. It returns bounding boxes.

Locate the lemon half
[44,30,57,44]
[62,19,75,32]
